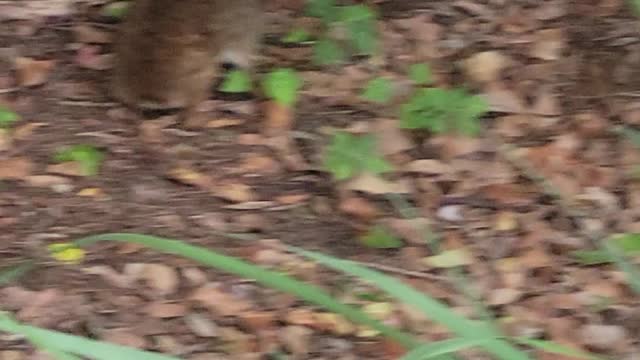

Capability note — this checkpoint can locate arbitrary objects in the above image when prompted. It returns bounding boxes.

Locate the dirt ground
[1,0,640,359]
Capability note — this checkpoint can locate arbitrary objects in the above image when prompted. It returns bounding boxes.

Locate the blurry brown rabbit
[111,0,263,121]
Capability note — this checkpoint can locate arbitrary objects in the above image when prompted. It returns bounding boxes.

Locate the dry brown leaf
[184,313,219,338]
[191,285,253,317]
[263,100,294,136]
[463,51,511,83]
[46,162,85,177]
[404,159,452,175]
[481,83,526,113]
[530,28,565,61]
[146,302,187,318]
[338,195,381,221]
[374,118,413,156]
[275,193,309,205]
[83,265,133,288]
[124,263,179,296]
[14,57,55,87]
[12,122,46,141]
[386,217,432,245]
[101,328,149,349]
[238,311,276,332]
[207,117,245,128]
[212,182,256,203]
[343,173,412,194]
[238,153,280,174]
[167,166,215,189]
[0,156,33,179]
[488,288,522,306]
[280,326,312,356]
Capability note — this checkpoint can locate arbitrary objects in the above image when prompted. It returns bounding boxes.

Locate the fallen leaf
[124,263,179,296]
[343,173,412,194]
[423,248,473,268]
[47,162,84,177]
[530,28,565,61]
[14,57,55,87]
[207,117,245,128]
[145,302,187,318]
[338,196,381,221]
[374,118,413,156]
[463,51,511,83]
[191,285,253,317]
[280,326,312,356]
[263,100,294,136]
[0,157,33,179]
[212,182,256,203]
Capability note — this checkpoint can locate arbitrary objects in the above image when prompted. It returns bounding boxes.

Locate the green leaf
[339,5,377,55]
[0,106,19,128]
[514,337,604,360]
[360,226,403,249]
[399,88,488,136]
[0,312,180,360]
[53,144,104,176]
[72,233,418,349]
[282,28,311,44]
[101,1,129,20]
[630,0,640,17]
[261,68,302,107]
[409,63,431,85]
[362,77,392,104]
[401,337,493,360]
[220,69,252,93]
[290,247,532,360]
[423,249,473,268]
[306,0,337,22]
[572,233,640,265]
[323,132,392,181]
[313,37,345,65]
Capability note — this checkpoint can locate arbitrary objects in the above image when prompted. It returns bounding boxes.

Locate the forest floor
[1,0,640,359]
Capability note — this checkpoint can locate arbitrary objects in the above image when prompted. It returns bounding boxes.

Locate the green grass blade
[72,233,418,349]
[0,313,179,360]
[514,337,606,360]
[289,247,531,360]
[401,337,492,360]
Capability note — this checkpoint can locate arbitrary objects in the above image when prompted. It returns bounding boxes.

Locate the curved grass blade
[72,233,419,349]
[289,247,531,360]
[401,337,492,360]
[0,312,179,360]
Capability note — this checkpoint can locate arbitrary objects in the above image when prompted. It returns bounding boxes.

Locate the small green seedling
[54,144,104,176]
[220,69,252,93]
[323,132,392,180]
[362,77,392,104]
[409,63,432,86]
[0,106,19,129]
[400,87,488,136]
[360,225,403,249]
[282,28,312,44]
[262,68,302,107]
[339,5,377,56]
[313,38,345,65]
[102,1,129,20]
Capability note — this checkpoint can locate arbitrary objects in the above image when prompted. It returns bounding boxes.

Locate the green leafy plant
[362,77,393,104]
[338,5,377,56]
[324,132,392,180]
[53,144,104,176]
[400,88,488,136]
[313,38,346,65]
[409,63,432,86]
[306,0,378,65]
[102,1,129,20]
[0,106,19,129]
[360,225,403,249]
[262,68,303,107]
[282,28,312,44]
[220,69,252,93]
